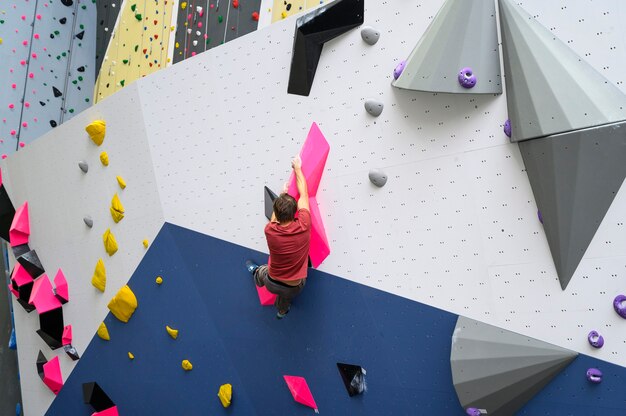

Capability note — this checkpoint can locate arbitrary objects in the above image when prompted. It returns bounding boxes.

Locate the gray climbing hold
[360,26,380,45]
[78,161,88,173]
[83,216,93,228]
[368,169,388,187]
[364,100,384,117]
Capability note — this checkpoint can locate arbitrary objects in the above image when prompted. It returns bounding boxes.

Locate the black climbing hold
[77,66,85,72]
[337,363,367,396]
[53,86,63,97]
[50,120,58,127]
[17,249,45,278]
[59,17,67,24]
[39,101,46,106]
[75,31,85,40]
[37,308,64,350]
[83,382,116,412]
[264,186,278,220]
[61,0,73,6]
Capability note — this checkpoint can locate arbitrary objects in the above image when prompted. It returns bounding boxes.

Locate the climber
[247,155,311,319]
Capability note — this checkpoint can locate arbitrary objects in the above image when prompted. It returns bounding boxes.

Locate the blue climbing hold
[8,328,16,350]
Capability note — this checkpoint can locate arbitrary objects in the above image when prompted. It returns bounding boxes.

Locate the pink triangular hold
[28,274,62,314]
[287,123,331,268]
[308,197,330,268]
[62,325,72,346]
[53,269,69,303]
[9,201,30,247]
[8,283,18,297]
[92,406,119,416]
[42,356,63,395]
[11,263,33,286]
[284,375,318,411]
[287,123,330,198]
[256,285,277,306]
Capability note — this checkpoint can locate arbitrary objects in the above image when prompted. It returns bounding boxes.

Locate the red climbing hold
[252,11,259,21]
[232,0,239,8]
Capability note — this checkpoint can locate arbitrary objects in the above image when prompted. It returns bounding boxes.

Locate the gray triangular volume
[392,0,501,94]
[499,0,626,142]
[519,122,626,290]
[264,186,278,221]
[451,316,577,415]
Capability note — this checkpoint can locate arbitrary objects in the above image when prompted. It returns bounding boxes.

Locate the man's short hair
[273,193,297,223]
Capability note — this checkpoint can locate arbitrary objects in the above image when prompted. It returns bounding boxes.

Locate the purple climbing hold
[504,119,512,138]
[586,368,603,384]
[613,294,626,319]
[393,60,406,80]
[458,67,477,88]
[537,210,543,224]
[466,408,481,416]
[587,330,604,348]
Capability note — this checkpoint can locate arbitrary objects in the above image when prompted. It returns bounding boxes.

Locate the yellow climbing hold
[85,120,106,145]
[100,151,109,166]
[92,259,106,292]
[108,284,138,323]
[97,322,110,340]
[110,194,125,223]
[166,325,179,339]
[181,1,187,9]
[0,38,3,45]
[175,41,179,48]
[103,229,119,256]
[281,11,287,18]
[128,352,135,360]
[182,360,193,371]
[218,384,232,408]
[143,239,149,248]
[116,176,126,189]
[156,276,163,285]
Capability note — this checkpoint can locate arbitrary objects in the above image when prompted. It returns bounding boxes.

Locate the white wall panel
[3,83,164,416]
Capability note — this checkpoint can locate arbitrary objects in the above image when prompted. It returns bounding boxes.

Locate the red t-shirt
[265,208,311,281]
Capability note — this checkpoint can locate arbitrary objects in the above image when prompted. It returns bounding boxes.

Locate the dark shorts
[254,264,305,313]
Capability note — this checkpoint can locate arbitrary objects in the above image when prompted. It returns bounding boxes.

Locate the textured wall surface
[4,0,626,414]
[0,0,96,152]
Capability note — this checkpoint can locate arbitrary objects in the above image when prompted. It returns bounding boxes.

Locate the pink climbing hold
[192,52,196,56]
[287,123,331,268]
[62,325,72,346]
[256,285,277,306]
[22,122,27,128]
[198,22,203,28]
[24,102,30,108]
[283,375,318,412]
[34,33,40,39]
[28,73,34,78]
[42,356,63,395]
[8,284,19,297]
[92,406,120,416]
[11,263,34,288]
[36,14,42,20]
[11,84,16,89]
[32,53,37,58]
[28,274,62,314]
[10,201,30,247]
[22,40,28,46]
[1,155,7,160]
[21,15,26,20]
[19,143,25,148]
[8,104,14,109]
[54,268,69,303]
[9,130,16,136]
[20,60,26,65]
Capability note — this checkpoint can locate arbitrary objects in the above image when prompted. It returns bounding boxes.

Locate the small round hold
[613,294,626,319]
[586,367,602,384]
[369,169,388,187]
[156,276,163,285]
[587,330,604,348]
[393,60,406,80]
[78,161,88,173]
[503,119,512,138]
[364,99,384,117]
[458,67,477,88]
[361,26,380,45]
[83,216,93,228]
[466,408,481,416]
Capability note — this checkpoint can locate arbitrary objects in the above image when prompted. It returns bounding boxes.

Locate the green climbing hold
[69,109,74,113]
[72,80,77,84]
[134,45,139,52]
[80,24,84,29]
[135,14,142,21]
[62,52,67,57]
[54,30,60,35]
[0,20,5,24]
[78,76,83,81]
[218,15,223,23]
[120,80,125,86]
[131,4,137,11]
[81,4,86,9]
[123,59,129,64]
[85,98,90,102]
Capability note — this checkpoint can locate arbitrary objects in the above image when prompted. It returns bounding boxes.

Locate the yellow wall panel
[95,0,175,103]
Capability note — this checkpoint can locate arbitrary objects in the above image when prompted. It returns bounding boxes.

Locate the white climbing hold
[361,26,380,45]
[364,99,384,117]
[368,169,388,187]
[78,161,88,173]
[84,216,93,228]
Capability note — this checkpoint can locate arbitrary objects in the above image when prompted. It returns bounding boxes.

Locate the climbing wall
[171,0,262,63]
[95,0,123,76]
[0,0,96,151]
[270,0,318,22]
[94,0,175,103]
[5,0,626,414]
[3,84,165,416]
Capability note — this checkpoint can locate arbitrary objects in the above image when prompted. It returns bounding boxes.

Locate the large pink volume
[42,356,64,395]
[283,375,318,412]
[9,201,30,247]
[287,122,330,268]
[28,274,62,314]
